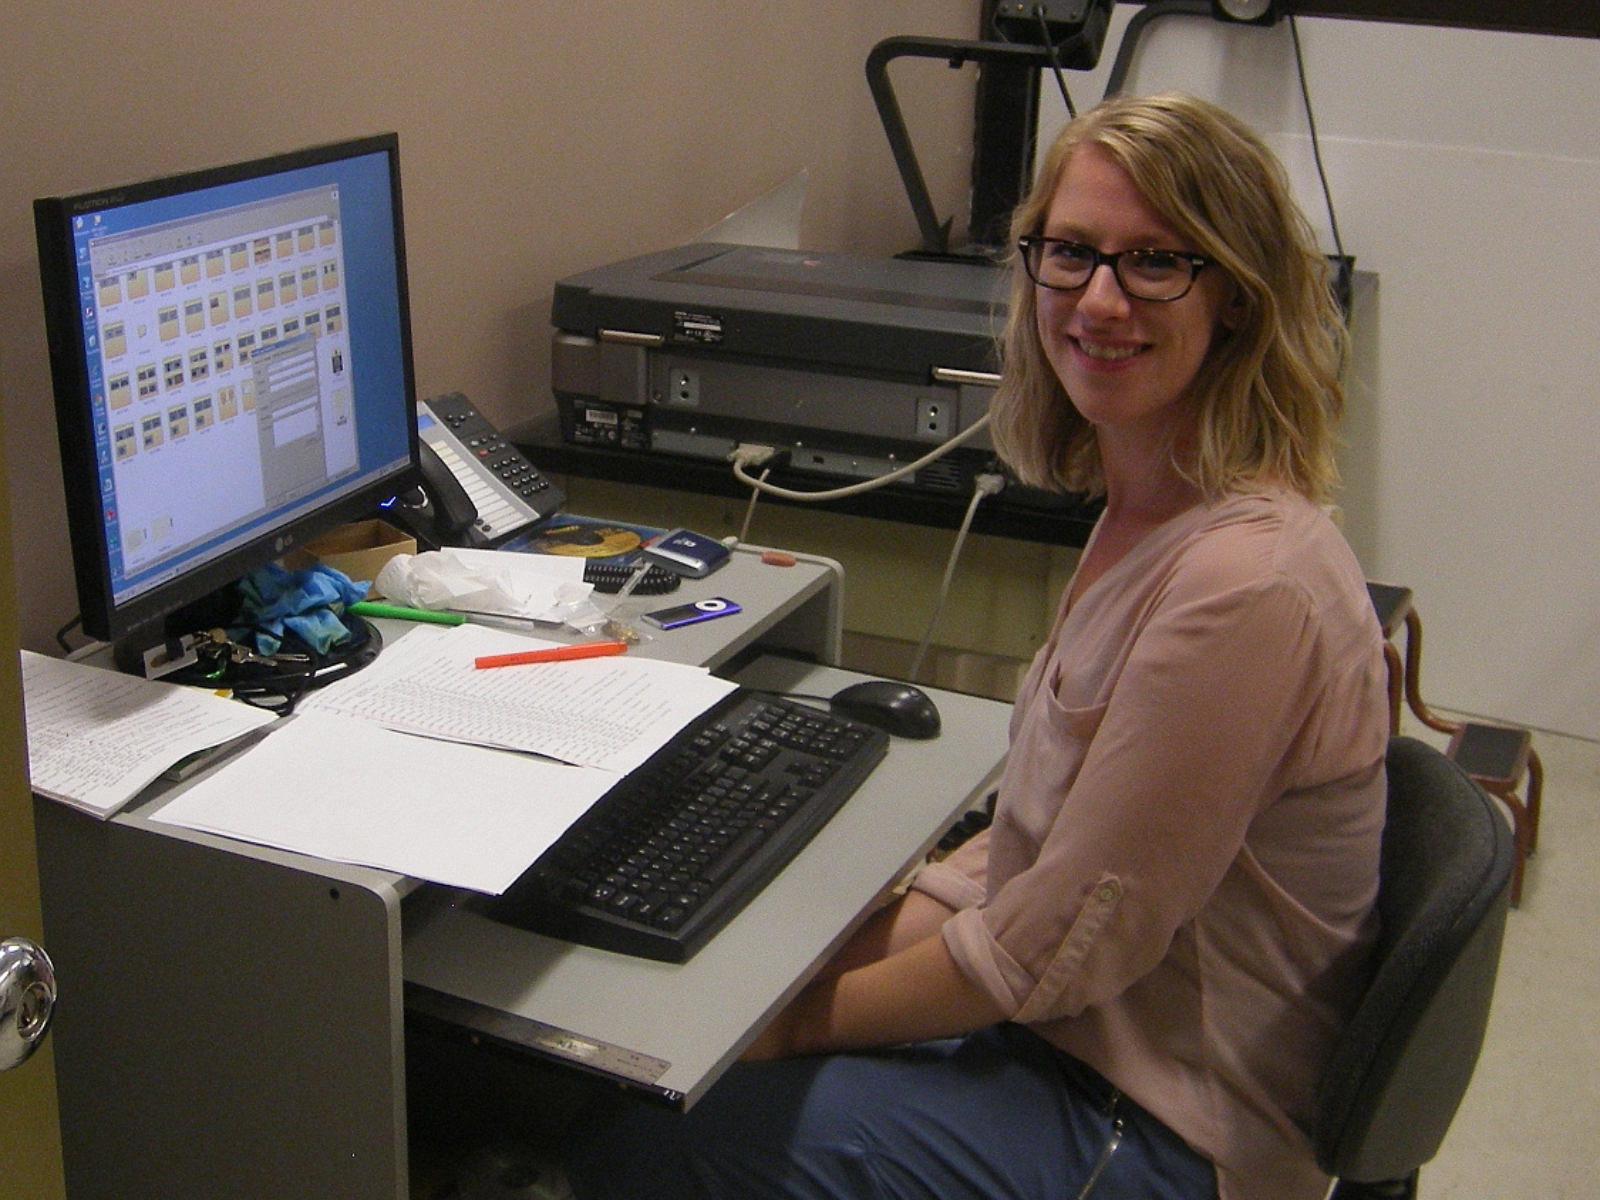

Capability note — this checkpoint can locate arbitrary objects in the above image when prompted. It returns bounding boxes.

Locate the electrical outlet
[669,368,699,407]
[916,398,951,441]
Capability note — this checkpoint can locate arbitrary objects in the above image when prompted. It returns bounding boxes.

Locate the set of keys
[196,628,311,670]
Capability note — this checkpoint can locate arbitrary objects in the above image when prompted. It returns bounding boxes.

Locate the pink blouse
[913,489,1389,1200]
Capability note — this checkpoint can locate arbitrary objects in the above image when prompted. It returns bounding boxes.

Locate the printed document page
[19,650,278,818]
[296,622,735,774]
[150,710,616,893]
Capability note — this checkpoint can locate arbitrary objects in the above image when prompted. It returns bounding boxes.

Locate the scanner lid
[552,243,1006,379]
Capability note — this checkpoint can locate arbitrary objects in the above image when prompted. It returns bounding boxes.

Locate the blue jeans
[565,1024,1218,1200]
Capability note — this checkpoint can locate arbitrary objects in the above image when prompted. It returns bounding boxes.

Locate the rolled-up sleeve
[910,828,990,912]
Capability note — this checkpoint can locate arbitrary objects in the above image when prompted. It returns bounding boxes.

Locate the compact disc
[527,523,643,558]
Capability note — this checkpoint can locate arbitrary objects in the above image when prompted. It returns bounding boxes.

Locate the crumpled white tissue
[373,549,591,623]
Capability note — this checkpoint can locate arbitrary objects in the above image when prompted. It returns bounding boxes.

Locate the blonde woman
[568,93,1389,1200]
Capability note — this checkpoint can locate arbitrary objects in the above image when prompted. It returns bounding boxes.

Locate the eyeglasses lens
[1025,241,1196,302]
[1119,252,1192,301]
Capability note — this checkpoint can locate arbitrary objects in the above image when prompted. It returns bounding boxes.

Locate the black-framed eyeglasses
[1017,236,1211,302]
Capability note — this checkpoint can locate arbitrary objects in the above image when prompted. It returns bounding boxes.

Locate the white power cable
[728,413,993,502]
[726,422,1005,679]
[908,473,1006,683]
[736,467,770,544]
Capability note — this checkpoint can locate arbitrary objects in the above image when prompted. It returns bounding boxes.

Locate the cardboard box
[285,519,415,591]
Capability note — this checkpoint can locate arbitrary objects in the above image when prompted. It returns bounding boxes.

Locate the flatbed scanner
[550,243,1008,495]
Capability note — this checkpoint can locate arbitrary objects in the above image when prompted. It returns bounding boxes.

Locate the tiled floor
[1404,713,1600,1198]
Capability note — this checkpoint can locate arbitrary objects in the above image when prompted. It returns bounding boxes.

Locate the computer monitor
[34,133,418,671]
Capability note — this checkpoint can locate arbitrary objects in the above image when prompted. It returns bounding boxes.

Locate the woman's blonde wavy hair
[990,92,1347,504]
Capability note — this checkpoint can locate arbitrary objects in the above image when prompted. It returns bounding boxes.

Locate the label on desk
[406,981,678,1097]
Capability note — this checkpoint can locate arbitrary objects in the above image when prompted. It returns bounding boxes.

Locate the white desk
[33,546,1011,1200]
[614,543,844,671]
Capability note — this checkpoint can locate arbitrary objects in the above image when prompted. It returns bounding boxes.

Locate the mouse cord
[908,473,1005,683]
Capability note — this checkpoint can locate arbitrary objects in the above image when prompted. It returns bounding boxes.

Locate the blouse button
[1096,882,1121,904]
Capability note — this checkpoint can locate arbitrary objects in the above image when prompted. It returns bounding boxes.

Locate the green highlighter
[346,601,466,626]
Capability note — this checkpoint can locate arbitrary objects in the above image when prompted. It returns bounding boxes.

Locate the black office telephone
[403,393,566,548]
[395,393,680,595]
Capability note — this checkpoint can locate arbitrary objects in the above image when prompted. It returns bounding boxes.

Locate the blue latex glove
[233,562,369,656]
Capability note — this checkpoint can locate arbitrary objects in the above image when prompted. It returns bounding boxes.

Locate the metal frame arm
[866,36,1054,255]
[1103,0,1212,96]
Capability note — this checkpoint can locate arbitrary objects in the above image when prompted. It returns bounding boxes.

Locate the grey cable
[729,414,993,502]
[908,474,1006,683]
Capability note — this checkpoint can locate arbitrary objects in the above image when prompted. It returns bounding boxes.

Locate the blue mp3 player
[642,597,743,630]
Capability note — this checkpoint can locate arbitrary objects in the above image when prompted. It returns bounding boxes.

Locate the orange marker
[474,639,629,670]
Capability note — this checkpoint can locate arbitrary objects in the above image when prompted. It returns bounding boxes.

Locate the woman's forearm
[783,931,1006,1057]
[814,889,960,981]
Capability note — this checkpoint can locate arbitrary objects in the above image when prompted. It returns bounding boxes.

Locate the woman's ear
[1219,281,1246,332]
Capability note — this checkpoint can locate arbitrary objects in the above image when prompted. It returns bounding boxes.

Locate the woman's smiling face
[1034,142,1237,446]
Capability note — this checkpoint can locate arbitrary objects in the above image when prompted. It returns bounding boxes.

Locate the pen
[348,601,467,626]
[473,639,629,669]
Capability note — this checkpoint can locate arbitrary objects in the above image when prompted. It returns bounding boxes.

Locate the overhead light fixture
[1211,0,1284,25]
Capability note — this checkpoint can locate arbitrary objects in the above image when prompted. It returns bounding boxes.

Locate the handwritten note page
[296,623,735,773]
[19,650,278,818]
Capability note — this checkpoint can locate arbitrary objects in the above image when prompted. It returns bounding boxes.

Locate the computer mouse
[829,680,942,740]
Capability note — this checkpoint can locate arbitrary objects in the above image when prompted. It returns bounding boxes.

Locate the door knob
[0,937,56,1071]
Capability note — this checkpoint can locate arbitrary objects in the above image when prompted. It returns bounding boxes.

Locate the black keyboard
[479,690,889,962]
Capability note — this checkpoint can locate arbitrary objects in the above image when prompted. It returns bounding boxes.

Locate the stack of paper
[293,622,734,775]
[149,709,619,894]
[22,624,739,893]
[19,650,278,818]
[144,624,739,892]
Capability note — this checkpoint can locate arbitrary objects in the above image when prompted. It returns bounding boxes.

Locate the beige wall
[0,1,981,654]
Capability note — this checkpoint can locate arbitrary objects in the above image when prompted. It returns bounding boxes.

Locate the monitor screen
[34,133,417,655]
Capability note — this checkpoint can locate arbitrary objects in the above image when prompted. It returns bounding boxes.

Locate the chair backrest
[1314,735,1516,1183]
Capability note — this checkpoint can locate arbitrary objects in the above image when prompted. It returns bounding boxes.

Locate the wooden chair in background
[1366,582,1544,905]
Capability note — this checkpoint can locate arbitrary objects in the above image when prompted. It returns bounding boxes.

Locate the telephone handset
[407,393,566,548]
[416,439,479,542]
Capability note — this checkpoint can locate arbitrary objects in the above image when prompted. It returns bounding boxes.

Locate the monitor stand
[111,619,209,679]
[112,591,383,710]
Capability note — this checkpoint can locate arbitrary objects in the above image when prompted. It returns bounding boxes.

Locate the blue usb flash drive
[641,529,732,578]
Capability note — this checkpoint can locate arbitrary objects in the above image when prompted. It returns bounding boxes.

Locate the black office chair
[1314,736,1516,1199]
